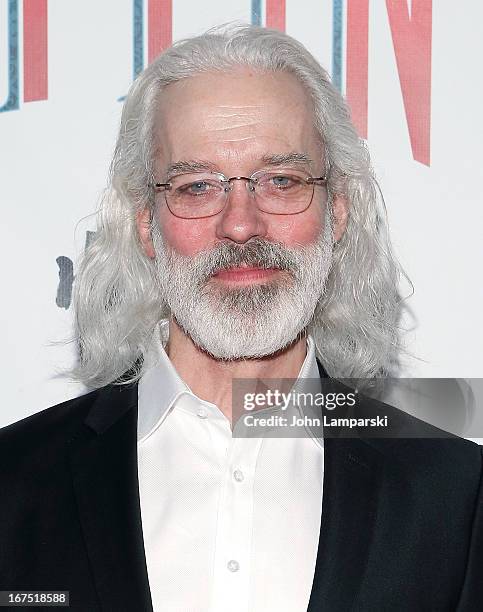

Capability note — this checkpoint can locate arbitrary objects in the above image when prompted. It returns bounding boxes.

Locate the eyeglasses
[154,168,328,219]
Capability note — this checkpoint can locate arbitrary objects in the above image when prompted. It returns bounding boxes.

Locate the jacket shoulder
[358,395,483,488]
[321,377,483,489]
[0,389,102,462]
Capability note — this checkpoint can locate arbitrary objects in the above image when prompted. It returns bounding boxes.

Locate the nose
[215,177,268,244]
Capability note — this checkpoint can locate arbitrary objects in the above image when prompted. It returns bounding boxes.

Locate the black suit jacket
[1,362,482,611]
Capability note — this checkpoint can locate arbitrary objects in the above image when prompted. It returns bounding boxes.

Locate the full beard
[151,213,333,360]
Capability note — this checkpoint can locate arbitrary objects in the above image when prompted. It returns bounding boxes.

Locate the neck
[165,316,308,422]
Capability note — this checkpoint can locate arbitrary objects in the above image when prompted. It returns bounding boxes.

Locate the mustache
[163,237,300,283]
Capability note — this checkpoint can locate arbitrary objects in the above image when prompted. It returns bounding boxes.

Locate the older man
[0,24,482,612]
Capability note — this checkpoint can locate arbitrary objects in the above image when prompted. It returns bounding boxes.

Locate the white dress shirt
[137,321,324,612]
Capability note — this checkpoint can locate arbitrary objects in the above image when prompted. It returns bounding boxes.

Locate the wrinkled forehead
[152,68,323,164]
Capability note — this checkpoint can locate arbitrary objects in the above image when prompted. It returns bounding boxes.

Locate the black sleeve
[456,446,483,610]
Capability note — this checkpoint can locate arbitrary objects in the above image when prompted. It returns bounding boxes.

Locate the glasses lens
[254,171,313,214]
[162,169,318,218]
[166,173,225,218]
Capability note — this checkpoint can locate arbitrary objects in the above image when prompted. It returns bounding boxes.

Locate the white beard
[151,213,333,360]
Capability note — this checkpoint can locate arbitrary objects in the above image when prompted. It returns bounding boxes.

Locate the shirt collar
[137,320,322,444]
[137,320,189,442]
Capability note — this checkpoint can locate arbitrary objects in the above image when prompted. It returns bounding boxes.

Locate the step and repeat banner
[1,0,482,427]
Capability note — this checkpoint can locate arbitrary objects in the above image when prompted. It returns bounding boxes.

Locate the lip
[213,266,280,282]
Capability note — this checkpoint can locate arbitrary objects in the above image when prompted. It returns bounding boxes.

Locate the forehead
[153,67,322,170]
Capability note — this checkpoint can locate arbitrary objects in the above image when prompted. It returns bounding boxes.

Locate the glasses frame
[153,168,328,219]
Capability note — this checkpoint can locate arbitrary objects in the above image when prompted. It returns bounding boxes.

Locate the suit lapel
[68,384,153,612]
[307,361,385,610]
[307,436,384,610]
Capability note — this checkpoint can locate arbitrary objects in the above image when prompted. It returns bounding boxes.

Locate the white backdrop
[1,0,482,428]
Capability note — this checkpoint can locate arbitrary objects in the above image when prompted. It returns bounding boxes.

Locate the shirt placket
[209,434,263,612]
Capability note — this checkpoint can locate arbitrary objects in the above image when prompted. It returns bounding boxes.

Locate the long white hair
[71,23,406,388]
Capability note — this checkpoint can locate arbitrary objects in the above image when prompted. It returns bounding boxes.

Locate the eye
[176,179,219,196]
[261,173,304,190]
[187,181,209,194]
[271,175,292,188]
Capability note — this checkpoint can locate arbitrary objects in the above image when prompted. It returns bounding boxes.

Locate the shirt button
[233,469,244,482]
[197,407,208,419]
[227,560,240,572]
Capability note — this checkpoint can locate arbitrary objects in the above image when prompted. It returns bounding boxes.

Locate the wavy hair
[71,23,405,388]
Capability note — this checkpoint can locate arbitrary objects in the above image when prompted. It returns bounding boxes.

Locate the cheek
[158,206,215,256]
[270,205,325,246]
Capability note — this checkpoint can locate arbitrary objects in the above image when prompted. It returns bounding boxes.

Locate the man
[0,24,482,612]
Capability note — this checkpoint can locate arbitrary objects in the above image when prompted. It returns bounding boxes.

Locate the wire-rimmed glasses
[154,168,328,219]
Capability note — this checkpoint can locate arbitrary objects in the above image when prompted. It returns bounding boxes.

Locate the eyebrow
[165,160,219,177]
[260,152,313,167]
[165,152,314,178]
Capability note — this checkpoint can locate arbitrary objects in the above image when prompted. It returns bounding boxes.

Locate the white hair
[71,23,405,388]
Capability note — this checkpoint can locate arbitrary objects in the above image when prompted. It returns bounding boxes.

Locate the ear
[136,207,156,258]
[331,194,349,242]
